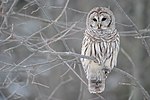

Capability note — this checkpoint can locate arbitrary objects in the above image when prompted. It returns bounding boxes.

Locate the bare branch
[119,29,150,37]
[112,0,150,56]
[114,68,150,100]
[40,51,95,61]
[48,76,73,100]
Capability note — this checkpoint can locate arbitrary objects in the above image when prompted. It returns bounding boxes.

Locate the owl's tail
[88,79,105,93]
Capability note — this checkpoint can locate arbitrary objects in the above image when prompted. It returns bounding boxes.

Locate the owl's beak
[97,24,101,29]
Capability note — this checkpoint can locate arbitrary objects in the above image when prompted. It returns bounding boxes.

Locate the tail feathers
[88,79,105,93]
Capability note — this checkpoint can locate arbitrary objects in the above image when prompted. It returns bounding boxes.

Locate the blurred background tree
[0,0,150,100]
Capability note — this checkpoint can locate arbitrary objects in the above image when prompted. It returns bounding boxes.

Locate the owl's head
[86,7,115,33]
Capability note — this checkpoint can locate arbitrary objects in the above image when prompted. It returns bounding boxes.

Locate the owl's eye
[102,17,107,21]
[92,18,97,22]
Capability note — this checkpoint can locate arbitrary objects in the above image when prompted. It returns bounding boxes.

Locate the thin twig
[45,5,87,14]
[120,48,137,100]
[119,29,150,35]
[116,22,133,27]
[128,91,134,100]
[14,12,52,23]
[40,51,96,61]
[113,0,150,56]
[48,76,73,100]
[118,82,136,87]
[121,48,136,69]
[114,68,150,100]
[33,58,77,76]
[54,0,69,22]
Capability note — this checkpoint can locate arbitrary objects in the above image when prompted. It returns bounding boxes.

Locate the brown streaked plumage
[81,7,120,93]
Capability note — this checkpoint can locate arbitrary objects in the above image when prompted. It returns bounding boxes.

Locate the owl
[81,7,120,93]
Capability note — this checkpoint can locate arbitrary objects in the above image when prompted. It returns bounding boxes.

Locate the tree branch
[114,68,150,100]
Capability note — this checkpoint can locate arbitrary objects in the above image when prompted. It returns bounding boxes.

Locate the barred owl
[81,7,120,93]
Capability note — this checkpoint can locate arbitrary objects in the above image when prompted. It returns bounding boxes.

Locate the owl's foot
[88,79,105,93]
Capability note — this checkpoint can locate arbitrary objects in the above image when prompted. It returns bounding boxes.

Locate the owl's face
[86,7,115,35]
